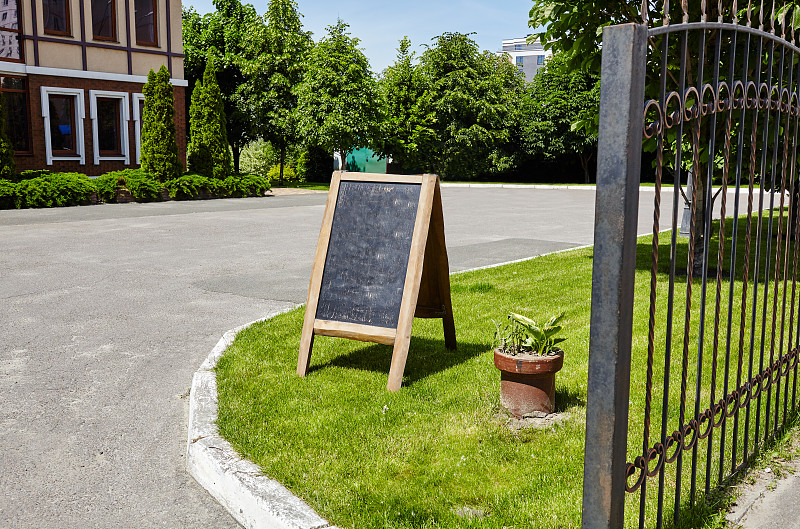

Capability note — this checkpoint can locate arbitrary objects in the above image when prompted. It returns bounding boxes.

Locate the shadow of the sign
[308,337,487,386]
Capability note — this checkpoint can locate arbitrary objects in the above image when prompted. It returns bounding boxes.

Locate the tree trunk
[279,144,285,186]
[579,151,593,184]
[232,143,241,175]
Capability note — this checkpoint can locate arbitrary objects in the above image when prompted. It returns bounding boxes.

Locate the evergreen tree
[187,63,232,178]
[141,66,182,181]
[0,93,15,178]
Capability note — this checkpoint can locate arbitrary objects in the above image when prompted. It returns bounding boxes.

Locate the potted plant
[493,312,566,417]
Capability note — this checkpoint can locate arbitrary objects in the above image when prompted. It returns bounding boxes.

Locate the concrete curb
[186,307,340,529]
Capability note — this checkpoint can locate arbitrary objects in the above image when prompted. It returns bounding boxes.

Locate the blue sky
[183,0,536,73]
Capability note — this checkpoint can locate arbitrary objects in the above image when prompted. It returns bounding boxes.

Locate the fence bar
[581,22,647,529]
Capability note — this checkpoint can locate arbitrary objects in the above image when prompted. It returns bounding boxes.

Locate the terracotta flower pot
[493,348,564,417]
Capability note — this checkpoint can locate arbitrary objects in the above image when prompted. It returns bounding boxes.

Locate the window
[89,90,129,164]
[537,55,545,65]
[41,86,85,165]
[43,0,70,35]
[49,95,76,153]
[515,56,524,66]
[0,0,21,61]
[514,44,522,51]
[134,0,156,46]
[132,92,144,164]
[91,0,115,40]
[1,76,30,152]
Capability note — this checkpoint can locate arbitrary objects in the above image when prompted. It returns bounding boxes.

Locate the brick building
[0,0,186,175]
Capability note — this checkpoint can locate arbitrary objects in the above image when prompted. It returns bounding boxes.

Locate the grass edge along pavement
[212,216,800,529]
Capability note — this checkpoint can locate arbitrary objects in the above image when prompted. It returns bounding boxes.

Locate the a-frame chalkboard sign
[297,171,457,391]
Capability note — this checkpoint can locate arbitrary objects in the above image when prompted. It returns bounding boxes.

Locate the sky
[183,0,536,73]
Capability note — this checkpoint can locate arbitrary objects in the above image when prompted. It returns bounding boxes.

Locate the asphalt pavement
[0,185,746,528]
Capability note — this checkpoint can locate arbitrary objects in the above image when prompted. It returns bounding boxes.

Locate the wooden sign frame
[297,171,456,391]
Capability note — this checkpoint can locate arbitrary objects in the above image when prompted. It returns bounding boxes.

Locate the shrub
[297,144,333,183]
[267,164,296,183]
[14,173,95,208]
[223,174,271,198]
[18,169,52,181]
[187,63,232,179]
[164,173,222,200]
[240,140,277,179]
[93,172,123,203]
[141,66,182,182]
[119,169,162,201]
[0,179,16,209]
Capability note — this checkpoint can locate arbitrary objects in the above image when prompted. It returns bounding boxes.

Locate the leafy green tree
[182,0,260,173]
[0,93,15,178]
[188,64,233,178]
[528,0,641,74]
[141,66,182,182]
[524,53,600,183]
[240,0,312,184]
[419,32,524,179]
[377,37,435,174]
[296,19,381,166]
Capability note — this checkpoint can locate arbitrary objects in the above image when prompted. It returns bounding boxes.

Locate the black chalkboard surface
[316,181,421,328]
[298,172,456,392]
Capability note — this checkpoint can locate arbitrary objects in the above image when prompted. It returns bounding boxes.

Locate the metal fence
[583,2,800,527]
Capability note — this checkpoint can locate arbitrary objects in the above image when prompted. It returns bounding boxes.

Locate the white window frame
[41,86,86,165]
[89,90,130,165]
[131,92,144,165]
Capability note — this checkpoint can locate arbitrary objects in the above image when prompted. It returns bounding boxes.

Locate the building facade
[500,37,551,82]
[0,0,186,175]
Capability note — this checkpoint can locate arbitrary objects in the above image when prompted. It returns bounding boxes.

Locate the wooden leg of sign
[297,332,314,376]
[432,181,457,350]
[387,336,411,392]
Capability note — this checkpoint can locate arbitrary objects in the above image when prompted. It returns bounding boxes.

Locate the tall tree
[523,53,599,183]
[296,19,381,166]
[419,32,524,180]
[377,37,435,174]
[141,66,182,181]
[182,0,260,173]
[240,0,312,184]
[187,64,233,178]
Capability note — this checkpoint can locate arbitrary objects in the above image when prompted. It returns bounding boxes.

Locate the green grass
[273,181,331,191]
[216,210,800,529]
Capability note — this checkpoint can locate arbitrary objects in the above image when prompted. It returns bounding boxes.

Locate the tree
[188,64,233,178]
[240,0,312,184]
[377,37,435,174]
[182,0,260,173]
[0,93,15,178]
[418,32,524,179]
[523,53,600,183]
[141,66,182,182]
[296,19,381,165]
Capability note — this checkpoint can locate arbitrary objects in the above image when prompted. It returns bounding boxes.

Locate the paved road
[0,186,681,528]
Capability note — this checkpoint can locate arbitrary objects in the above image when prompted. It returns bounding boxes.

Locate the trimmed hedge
[0,170,271,209]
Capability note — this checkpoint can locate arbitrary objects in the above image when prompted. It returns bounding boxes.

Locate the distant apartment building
[0,0,186,174]
[500,37,552,82]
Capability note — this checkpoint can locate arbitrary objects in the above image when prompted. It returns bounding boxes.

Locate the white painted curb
[186,308,340,529]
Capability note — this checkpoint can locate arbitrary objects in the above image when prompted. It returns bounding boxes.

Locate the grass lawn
[216,211,800,529]
[272,181,331,191]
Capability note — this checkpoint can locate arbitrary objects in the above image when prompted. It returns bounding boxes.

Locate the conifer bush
[187,64,232,179]
[141,66,182,182]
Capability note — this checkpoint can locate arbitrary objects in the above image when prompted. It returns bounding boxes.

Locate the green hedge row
[0,169,272,210]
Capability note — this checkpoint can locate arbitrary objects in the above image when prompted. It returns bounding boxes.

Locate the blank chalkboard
[315,181,421,328]
[298,172,456,392]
